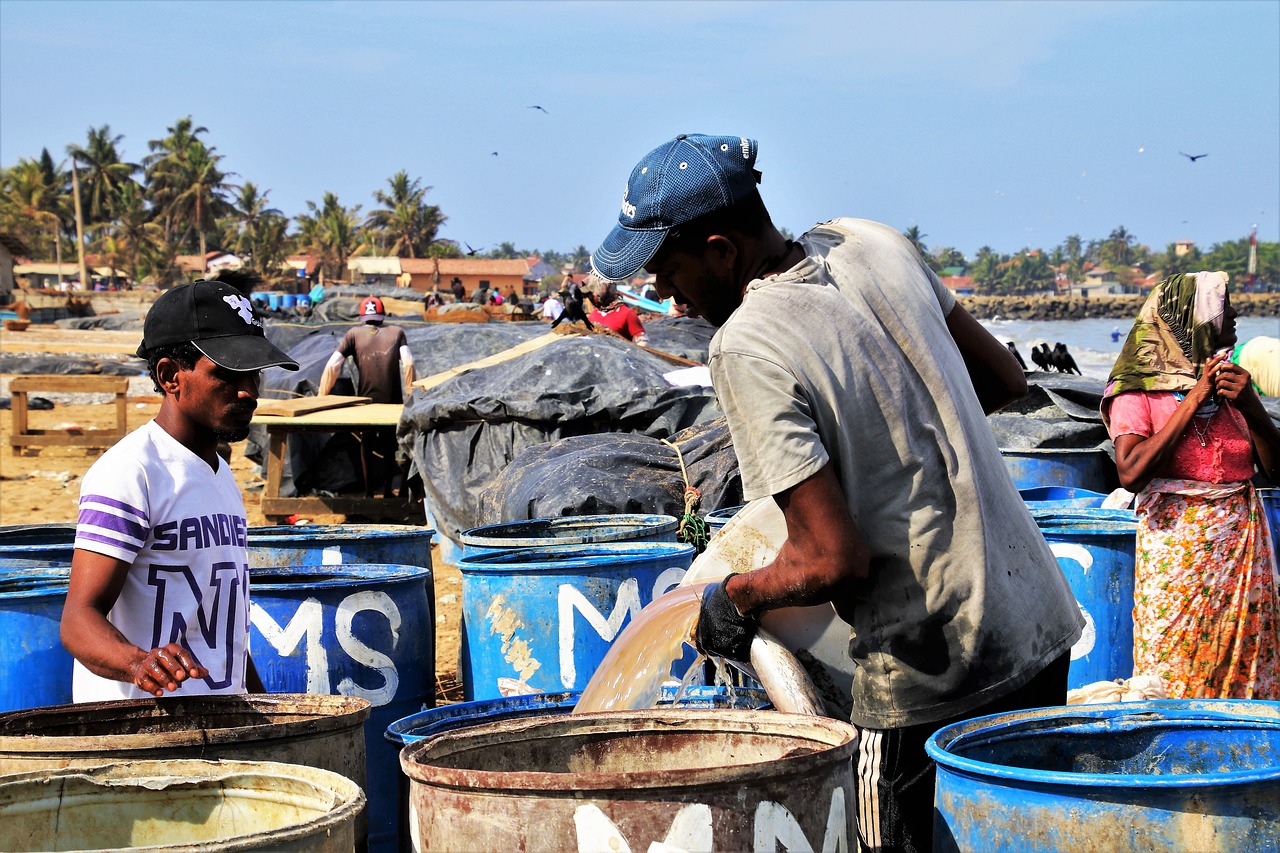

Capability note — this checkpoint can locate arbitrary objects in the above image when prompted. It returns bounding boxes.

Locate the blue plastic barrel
[246,524,434,570]
[248,563,434,853]
[1034,509,1138,690]
[704,505,744,537]
[267,293,282,310]
[281,294,297,309]
[296,296,310,309]
[0,524,436,573]
[0,572,73,712]
[927,700,1280,851]
[0,524,77,546]
[458,514,678,560]
[1001,448,1114,492]
[1019,486,1109,511]
[1261,488,1279,561]
[457,542,696,700]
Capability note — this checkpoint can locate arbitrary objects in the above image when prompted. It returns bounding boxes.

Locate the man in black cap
[592,135,1083,852]
[61,279,298,701]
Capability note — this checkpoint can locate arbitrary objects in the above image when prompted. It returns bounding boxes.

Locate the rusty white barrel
[0,759,364,852]
[399,709,857,852]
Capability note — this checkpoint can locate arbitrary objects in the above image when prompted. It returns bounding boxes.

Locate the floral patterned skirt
[1134,479,1280,699]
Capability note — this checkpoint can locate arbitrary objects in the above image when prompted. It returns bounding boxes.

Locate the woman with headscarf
[1102,271,1280,699]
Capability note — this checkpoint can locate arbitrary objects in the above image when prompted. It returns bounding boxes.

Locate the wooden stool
[9,375,130,456]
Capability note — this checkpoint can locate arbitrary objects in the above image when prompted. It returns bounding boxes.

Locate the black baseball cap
[136,280,300,371]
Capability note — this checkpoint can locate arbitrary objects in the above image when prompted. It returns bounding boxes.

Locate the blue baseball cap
[591,134,760,282]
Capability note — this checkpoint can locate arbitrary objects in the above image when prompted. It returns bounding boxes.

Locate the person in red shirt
[586,278,649,346]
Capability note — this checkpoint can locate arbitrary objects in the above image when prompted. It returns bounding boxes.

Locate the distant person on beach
[539,291,564,323]
[450,277,466,302]
[586,277,650,346]
[61,280,298,700]
[591,133,1082,853]
[318,296,415,497]
[1103,272,1280,700]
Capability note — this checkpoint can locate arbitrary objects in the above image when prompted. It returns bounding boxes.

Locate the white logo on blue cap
[620,187,637,219]
[223,294,257,326]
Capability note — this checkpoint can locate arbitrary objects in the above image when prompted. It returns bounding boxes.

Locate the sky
[2,0,1277,260]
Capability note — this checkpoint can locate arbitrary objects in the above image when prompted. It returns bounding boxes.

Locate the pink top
[1107,390,1255,483]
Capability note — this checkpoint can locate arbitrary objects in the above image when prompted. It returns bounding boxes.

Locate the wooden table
[252,403,417,523]
[9,375,130,455]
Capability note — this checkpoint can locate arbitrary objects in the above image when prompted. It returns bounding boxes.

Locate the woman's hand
[1189,352,1228,407]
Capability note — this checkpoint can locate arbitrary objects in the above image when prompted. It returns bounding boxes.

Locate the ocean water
[980,316,1280,382]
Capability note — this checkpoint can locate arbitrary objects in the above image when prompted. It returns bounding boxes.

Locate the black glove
[695,579,758,662]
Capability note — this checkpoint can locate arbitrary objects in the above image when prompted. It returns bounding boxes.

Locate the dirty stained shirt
[710,218,1084,729]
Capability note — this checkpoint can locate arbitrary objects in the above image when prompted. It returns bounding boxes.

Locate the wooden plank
[9,375,130,393]
[254,395,371,418]
[262,496,419,523]
[412,332,562,392]
[10,433,124,448]
[636,344,702,367]
[254,403,403,428]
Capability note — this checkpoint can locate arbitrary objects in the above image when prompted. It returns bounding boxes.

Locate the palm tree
[0,152,70,269]
[1103,226,1136,267]
[296,192,362,284]
[65,125,141,238]
[223,182,283,261]
[108,181,162,284]
[145,117,235,258]
[567,245,591,273]
[902,225,928,258]
[366,171,445,258]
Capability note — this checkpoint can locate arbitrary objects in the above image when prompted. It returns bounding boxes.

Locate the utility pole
[70,160,89,290]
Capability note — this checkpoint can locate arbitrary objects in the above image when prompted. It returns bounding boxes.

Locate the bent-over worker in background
[1102,272,1280,700]
[586,277,650,346]
[591,134,1083,853]
[61,279,300,700]
[318,296,416,498]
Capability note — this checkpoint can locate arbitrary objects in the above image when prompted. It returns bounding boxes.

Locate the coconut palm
[145,117,234,257]
[65,125,141,237]
[296,192,363,284]
[223,182,284,261]
[903,225,928,258]
[0,151,70,268]
[366,171,445,259]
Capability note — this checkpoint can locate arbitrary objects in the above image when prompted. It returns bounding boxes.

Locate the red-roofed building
[939,275,976,295]
[400,257,535,297]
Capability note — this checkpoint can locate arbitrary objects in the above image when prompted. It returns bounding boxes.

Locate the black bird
[465,242,481,257]
[490,151,499,157]
[1030,344,1052,372]
[528,105,550,114]
[1051,343,1082,375]
[550,281,593,331]
[1006,341,1027,371]
[1180,152,1208,163]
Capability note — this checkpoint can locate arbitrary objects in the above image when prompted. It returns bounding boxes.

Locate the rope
[660,437,710,551]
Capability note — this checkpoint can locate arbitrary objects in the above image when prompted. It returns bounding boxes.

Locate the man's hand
[695,579,758,662]
[128,643,208,697]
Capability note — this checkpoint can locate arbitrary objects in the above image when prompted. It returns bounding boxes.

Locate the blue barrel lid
[459,515,677,549]
[249,563,433,589]
[457,541,696,573]
[1019,487,1109,502]
[926,700,1280,788]
[1033,507,1138,533]
[385,692,582,745]
[0,571,70,597]
[248,524,434,545]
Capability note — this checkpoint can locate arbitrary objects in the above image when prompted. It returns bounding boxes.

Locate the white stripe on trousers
[857,728,884,851]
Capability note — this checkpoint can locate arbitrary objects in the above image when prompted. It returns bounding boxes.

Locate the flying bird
[528,105,550,114]
[465,242,482,256]
[1180,152,1208,162]
[490,151,499,157]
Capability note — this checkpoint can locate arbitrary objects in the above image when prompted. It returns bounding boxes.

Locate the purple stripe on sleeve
[75,530,142,556]
[78,494,148,522]
[77,508,148,541]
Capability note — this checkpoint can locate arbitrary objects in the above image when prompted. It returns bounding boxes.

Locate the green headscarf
[1101,271,1229,426]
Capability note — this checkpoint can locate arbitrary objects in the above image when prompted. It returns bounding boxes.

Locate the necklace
[1191,414,1213,447]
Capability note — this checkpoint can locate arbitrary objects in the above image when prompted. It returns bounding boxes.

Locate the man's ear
[705,234,738,273]
[155,357,182,396]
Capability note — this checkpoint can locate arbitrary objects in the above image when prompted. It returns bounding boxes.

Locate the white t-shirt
[711,218,1083,728]
[72,420,251,701]
[541,296,565,322]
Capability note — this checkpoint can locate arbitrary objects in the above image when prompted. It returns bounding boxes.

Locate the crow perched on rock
[1051,343,1082,375]
[1007,341,1027,371]
[1030,344,1052,372]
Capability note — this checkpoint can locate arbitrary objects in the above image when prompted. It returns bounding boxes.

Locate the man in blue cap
[592,134,1083,853]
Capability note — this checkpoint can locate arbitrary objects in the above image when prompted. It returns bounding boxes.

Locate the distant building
[1174,239,1196,257]
[939,275,976,296]
[399,257,535,297]
[0,234,31,301]
[348,257,402,288]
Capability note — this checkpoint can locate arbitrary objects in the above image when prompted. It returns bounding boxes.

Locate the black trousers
[854,652,1071,853]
